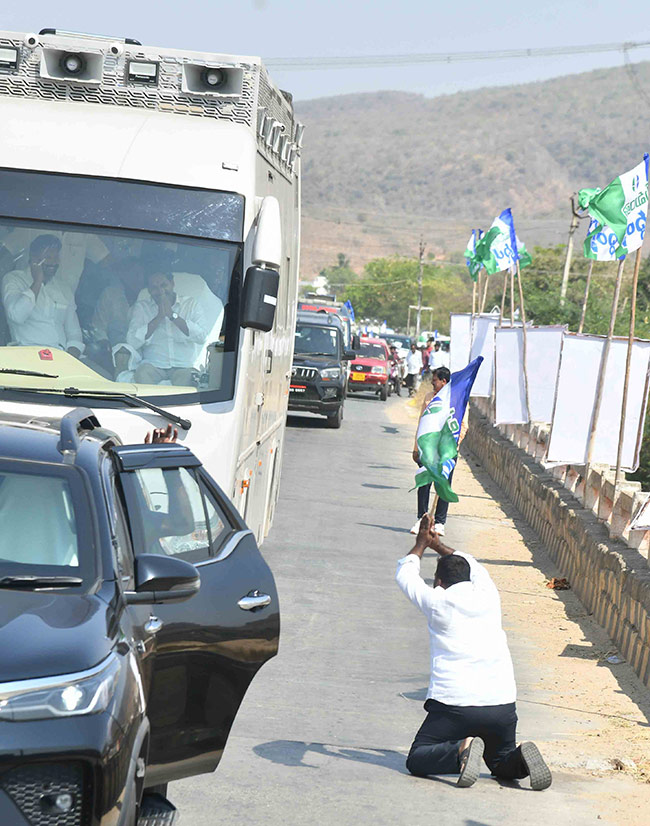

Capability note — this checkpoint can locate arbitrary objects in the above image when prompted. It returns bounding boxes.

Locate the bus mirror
[241,266,279,332]
[252,196,282,269]
[352,334,361,351]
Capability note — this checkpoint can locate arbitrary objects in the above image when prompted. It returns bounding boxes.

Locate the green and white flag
[475,208,532,275]
[414,383,460,503]
[464,230,482,282]
[579,155,648,259]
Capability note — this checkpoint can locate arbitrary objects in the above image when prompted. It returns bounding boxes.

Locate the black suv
[288,310,356,428]
[0,408,279,825]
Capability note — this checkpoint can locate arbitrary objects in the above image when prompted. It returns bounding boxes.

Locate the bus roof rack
[58,408,101,455]
[38,28,142,45]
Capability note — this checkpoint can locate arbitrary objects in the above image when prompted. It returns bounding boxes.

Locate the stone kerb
[466,400,650,688]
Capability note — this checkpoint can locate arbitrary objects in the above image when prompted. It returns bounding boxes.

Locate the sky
[3,0,650,101]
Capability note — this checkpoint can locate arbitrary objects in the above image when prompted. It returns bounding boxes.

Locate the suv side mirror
[241,266,280,332]
[125,554,201,605]
[342,349,356,361]
[351,334,361,350]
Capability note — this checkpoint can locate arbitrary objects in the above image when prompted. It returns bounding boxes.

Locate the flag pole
[584,257,625,475]
[578,259,594,334]
[516,259,532,422]
[614,247,643,489]
[479,271,489,314]
[472,281,477,316]
[509,265,515,324]
[499,270,507,326]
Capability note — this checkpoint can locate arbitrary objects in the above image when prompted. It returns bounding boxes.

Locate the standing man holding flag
[410,358,482,535]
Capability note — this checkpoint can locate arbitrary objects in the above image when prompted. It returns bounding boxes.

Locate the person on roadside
[396,513,552,790]
[430,341,449,371]
[421,338,434,377]
[405,342,421,396]
[410,366,467,536]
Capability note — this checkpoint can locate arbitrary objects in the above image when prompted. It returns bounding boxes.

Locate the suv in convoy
[288,311,356,428]
[347,336,390,401]
[0,409,279,825]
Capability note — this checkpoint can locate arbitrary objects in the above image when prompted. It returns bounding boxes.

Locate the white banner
[495,326,565,424]
[449,313,473,375]
[469,315,499,397]
[547,334,650,469]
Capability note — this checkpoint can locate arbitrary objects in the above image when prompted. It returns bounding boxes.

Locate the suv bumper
[288,380,344,415]
[348,374,386,391]
[0,697,147,825]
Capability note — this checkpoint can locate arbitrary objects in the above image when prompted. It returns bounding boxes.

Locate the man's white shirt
[2,269,84,353]
[127,294,209,370]
[406,351,422,374]
[430,350,450,370]
[395,551,516,706]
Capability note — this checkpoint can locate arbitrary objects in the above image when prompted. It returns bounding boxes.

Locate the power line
[266,40,650,71]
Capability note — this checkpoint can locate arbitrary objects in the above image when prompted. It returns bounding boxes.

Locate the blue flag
[414,356,483,502]
[498,207,520,263]
[343,299,355,321]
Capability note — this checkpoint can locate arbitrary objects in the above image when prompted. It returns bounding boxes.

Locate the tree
[318,252,358,295]
[340,257,471,332]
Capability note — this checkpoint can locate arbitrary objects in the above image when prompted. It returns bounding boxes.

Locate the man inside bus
[2,234,84,358]
[126,260,210,386]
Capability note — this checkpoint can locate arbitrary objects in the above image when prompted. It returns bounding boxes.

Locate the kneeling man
[396,515,551,789]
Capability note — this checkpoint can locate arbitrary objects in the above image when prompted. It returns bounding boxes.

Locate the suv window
[294,325,340,357]
[121,465,232,563]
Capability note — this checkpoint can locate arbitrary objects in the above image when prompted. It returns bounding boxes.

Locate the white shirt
[1,229,108,291]
[127,294,210,369]
[395,551,516,706]
[2,269,84,353]
[406,350,422,374]
[430,350,450,370]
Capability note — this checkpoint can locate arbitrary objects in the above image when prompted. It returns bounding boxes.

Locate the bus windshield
[0,171,244,405]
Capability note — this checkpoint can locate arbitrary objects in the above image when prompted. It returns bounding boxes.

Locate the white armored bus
[0,28,302,541]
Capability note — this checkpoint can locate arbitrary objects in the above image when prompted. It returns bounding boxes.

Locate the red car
[347,336,390,401]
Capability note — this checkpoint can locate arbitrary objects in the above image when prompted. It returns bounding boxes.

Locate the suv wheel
[379,385,387,402]
[326,406,343,428]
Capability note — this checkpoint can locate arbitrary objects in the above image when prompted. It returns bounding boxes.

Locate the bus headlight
[320,368,341,381]
[0,654,120,721]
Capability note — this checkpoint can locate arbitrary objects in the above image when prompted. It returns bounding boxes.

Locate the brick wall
[466,401,650,689]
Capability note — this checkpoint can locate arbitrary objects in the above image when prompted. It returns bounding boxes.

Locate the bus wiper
[62,387,192,431]
[0,368,59,378]
[0,575,83,589]
[0,386,191,431]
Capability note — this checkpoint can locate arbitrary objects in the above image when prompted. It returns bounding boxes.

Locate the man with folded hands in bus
[126,259,209,386]
[395,514,552,790]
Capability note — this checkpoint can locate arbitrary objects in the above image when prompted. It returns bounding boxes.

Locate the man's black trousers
[406,699,529,779]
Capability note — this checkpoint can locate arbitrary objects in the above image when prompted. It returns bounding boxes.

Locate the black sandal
[457,737,485,788]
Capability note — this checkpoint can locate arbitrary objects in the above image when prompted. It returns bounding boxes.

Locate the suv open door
[112,443,279,784]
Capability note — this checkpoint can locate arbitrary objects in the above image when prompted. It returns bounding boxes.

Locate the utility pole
[416,237,425,339]
[560,195,587,306]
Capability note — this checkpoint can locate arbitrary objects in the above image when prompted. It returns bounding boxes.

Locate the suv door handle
[237,590,272,611]
[144,615,163,634]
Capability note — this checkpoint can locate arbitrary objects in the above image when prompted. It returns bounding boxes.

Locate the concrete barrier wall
[466,400,650,689]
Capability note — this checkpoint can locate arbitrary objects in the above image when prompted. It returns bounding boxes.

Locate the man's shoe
[434,523,445,536]
[520,742,552,790]
[457,737,484,788]
[409,518,421,535]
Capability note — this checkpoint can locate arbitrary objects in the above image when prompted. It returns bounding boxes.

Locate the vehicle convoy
[287,310,356,428]
[347,336,390,401]
[0,408,279,824]
[0,27,302,543]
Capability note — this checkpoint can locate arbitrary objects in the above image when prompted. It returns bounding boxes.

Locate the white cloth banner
[469,315,499,396]
[495,326,565,424]
[450,313,473,374]
[547,334,650,469]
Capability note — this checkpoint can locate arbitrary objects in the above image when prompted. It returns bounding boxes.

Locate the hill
[295,62,650,278]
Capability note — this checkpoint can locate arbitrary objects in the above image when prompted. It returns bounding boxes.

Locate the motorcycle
[387,358,403,397]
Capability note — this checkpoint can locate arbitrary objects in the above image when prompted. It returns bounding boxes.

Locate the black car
[0,408,279,825]
[288,310,357,428]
